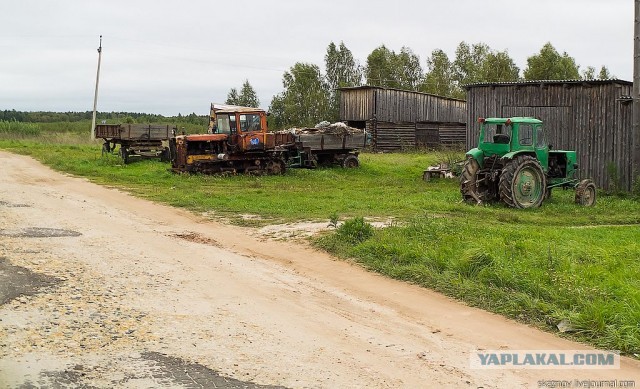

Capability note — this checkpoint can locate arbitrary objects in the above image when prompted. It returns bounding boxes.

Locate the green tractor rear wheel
[499,155,546,208]
[460,157,490,204]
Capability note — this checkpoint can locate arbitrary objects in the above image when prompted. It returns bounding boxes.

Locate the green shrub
[606,162,621,194]
[328,212,339,228]
[457,249,494,278]
[336,217,374,243]
[632,175,640,199]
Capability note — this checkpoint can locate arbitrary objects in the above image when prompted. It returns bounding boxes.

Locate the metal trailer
[96,124,173,164]
[286,132,368,169]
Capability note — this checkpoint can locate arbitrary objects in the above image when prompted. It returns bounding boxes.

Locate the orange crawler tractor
[169,105,366,175]
[169,106,289,174]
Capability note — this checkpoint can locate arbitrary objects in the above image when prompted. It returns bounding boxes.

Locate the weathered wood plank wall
[340,88,376,121]
[466,81,633,190]
[339,86,467,151]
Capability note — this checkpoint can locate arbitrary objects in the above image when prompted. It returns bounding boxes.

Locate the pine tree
[225,88,240,105]
[238,80,260,107]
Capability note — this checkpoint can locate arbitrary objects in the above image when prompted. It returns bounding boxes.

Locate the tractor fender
[500,150,536,161]
[465,148,485,168]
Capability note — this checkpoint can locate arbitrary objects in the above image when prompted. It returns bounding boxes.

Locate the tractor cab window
[535,125,546,148]
[239,114,261,132]
[216,114,237,135]
[483,124,511,144]
[216,115,231,135]
[519,124,533,146]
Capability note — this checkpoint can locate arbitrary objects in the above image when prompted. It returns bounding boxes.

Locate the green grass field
[1,125,639,356]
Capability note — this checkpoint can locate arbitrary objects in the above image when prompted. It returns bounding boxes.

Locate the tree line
[0,110,208,126]
[229,41,614,129]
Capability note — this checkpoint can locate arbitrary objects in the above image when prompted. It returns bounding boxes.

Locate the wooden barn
[465,79,634,190]
[339,86,467,151]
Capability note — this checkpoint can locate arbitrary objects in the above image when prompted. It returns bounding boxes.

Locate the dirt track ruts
[1,151,639,388]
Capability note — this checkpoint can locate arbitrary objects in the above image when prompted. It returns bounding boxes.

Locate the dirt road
[1,151,639,388]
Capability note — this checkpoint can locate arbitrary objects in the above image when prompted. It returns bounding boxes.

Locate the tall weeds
[0,120,40,137]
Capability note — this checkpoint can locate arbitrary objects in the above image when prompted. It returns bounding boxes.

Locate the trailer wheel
[101,142,110,156]
[575,179,596,206]
[342,155,359,168]
[159,147,170,162]
[119,146,129,164]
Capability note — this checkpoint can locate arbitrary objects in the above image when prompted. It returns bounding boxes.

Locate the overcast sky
[0,0,634,116]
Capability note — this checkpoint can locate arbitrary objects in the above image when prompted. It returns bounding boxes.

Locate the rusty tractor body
[170,107,289,174]
[169,105,365,175]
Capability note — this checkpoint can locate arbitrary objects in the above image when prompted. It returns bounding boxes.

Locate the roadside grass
[1,135,640,355]
[317,217,640,355]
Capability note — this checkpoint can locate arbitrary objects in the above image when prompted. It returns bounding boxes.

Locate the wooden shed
[465,80,634,190]
[339,86,467,151]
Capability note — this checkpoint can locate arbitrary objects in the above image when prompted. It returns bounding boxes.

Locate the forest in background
[261,40,613,128]
[0,110,207,126]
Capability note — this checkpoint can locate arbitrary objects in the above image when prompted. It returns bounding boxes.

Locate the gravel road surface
[1,151,639,388]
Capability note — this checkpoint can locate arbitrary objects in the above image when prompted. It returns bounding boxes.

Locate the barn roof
[338,85,466,102]
[464,79,632,89]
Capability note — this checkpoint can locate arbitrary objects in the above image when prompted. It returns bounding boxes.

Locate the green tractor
[461,117,596,208]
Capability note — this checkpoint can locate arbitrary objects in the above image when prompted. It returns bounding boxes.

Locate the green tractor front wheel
[575,179,596,206]
[499,155,546,208]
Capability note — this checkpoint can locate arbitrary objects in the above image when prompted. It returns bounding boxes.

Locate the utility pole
[634,2,640,187]
[91,35,103,141]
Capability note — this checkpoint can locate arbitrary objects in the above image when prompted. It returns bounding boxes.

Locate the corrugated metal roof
[210,103,264,113]
[464,79,632,89]
[215,107,266,114]
[337,85,466,102]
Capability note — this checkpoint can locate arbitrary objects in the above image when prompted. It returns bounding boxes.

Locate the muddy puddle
[12,353,288,388]
[141,352,287,388]
[0,227,82,238]
[0,257,60,305]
